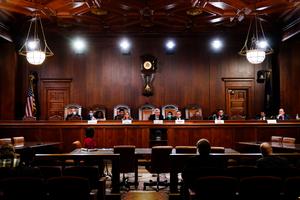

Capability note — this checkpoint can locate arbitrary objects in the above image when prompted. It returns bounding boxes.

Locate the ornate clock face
[143,61,152,70]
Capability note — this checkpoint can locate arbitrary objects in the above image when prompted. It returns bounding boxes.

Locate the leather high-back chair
[138,104,155,120]
[185,104,202,120]
[283,176,300,200]
[282,137,296,144]
[113,145,137,189]
[12,136,25,146]
[143,146,173,191]
[271,136,283,143]
[0,138,12,145]
[175,146,197,154]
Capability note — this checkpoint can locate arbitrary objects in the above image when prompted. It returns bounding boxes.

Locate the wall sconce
[19,13,53,65]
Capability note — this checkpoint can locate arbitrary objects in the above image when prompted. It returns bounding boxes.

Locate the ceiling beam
[0,2,32,16]
[282,17,300,41]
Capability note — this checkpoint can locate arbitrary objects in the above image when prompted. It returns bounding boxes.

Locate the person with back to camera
[256,142,290,169]
[149,108,164,120]
[182,138,227,192]
[83,127,96,149]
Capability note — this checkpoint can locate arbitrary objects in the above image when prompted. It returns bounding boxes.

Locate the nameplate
[153,120,163,124]
[214,120,224,124]
[175,119,185,124]
[267,119,277,124]
[122,120,132,124]
[87,120,97,124]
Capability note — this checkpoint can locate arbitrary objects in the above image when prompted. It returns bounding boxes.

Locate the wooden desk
[1,120,300,152]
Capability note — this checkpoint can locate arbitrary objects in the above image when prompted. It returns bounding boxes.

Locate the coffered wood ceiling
[0,0,299,39]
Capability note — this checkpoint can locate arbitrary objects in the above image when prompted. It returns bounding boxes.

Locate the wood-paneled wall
[1,32,290,120]
[279,34,300,115]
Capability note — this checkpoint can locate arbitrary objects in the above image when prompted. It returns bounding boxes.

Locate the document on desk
[267,120,277,124]
[175,119,185,124]
[87,120,98,124]
[153,120,163,124]
[122,120,132,124]
[214,119,224,124]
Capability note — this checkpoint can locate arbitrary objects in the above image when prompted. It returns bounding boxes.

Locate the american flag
[25,83,36,117]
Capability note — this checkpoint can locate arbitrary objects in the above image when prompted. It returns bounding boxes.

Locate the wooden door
[40,79,72,119]
[227,89,248,116]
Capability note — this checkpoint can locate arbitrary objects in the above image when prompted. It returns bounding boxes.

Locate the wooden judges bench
[0,120,300,152]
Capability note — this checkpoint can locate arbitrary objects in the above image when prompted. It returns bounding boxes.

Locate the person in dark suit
[256,142,290,168]
[276,108,290,120]
[210,109,228,120]
[182,138,227,191]
[190,111,203,120]
[114,109,125,120]
[174,110,184,120]
[256,111,267,120]
[86,110,96,120]
[66,108,82,120]
[149,108,164,120]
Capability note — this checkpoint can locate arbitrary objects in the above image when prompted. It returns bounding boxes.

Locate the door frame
[222,78,254,119]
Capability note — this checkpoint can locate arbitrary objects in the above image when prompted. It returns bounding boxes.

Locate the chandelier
[239,14,273,64]
[19,13,53,65]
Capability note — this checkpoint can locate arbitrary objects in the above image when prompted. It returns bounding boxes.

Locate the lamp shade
[26,50,46,65]
[246,49,266,64]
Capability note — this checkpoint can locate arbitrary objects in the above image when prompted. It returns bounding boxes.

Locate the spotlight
[72,37,87,54]
[165,39,176,54]
[257,40,268,49]
[211,38,223,51]
[119,38,131,54]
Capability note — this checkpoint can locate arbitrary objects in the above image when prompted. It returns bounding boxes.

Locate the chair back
[48,115,63,120]
[239,176,282,200]
[138,104,155,120]
[0,138,12,145]
[283,176,300,200]
[47,176,91,200]
[0,177,45,200]
[271,136,283,143]
[12,136,25,146]
[113,104,130,118]
[64,104,82,120]
[185,104,202,119]
[282,137,296,144]
[175,146,197,154]
[150,146,173,173]
[113,145,136,173]
[193,176,238,200]
[161,104,178,118]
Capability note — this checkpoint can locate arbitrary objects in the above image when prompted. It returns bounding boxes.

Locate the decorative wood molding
[222,78,255,82]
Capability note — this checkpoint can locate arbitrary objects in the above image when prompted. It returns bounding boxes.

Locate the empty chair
[39,166,62,179]
[138,104,156,120]
[0,177,45,200]
[143,146,173,191]
[282,137,296,144]
[226,166,258,180]
[0,138,12,145]
[175,146,197,154]
[113,145,137,189]
[283,176,300,200]
[192,176,238,200]
[271,136,283,143]
[12,136,25,146]
[63,166,100,189]
[185,104,202,120]
[47,176,96,200]
[239,176,282,200]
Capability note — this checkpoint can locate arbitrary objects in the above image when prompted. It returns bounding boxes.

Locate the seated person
[165,111,175,120]
[174,110,184,120]
[66,108,82,120]
[83,127,96,149]
[182,138,227,191]
[149,108,164,120]
[190,111,203,120]
[0,143,20,168]
[256,142,290,168]
[276,108,290,120]
[94,110,105,120]
[122,111,133,120]
[87,110,96,120]
[114,109,125,120]
[209,109,228,120]
[256,111,267,120]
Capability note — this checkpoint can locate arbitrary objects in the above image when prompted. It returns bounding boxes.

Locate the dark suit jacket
[149,114,164,120]
[277,114,290,120]
[256,156,290,168]
[66,114,81,120]
[210,114,228,120]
